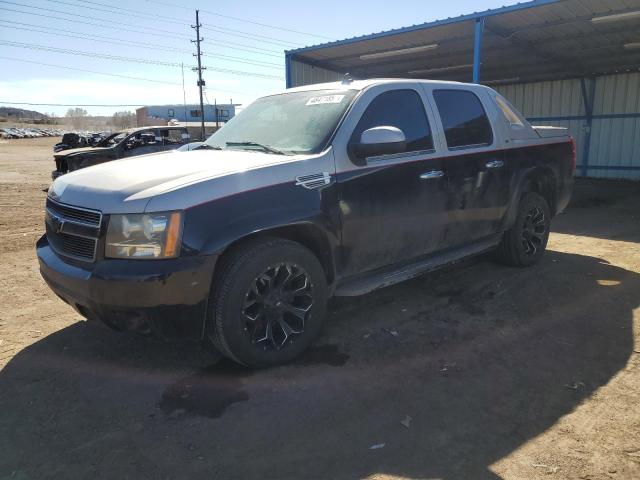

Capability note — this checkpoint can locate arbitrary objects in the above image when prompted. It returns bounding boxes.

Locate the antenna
[342,73,353,84]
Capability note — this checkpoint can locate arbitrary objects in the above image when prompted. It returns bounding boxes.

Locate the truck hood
[48,149,305,213]
[54,146,110,158]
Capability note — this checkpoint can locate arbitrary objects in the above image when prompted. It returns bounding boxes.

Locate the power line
[0,56,251,96]
[32,0,301,48]
[0,6,188,40]
[0,14,283,58]
[45,0,304,47]
[0,0,192,38]
[143,0,334,41]
[1,40,188,67]
[0,23,284,69]
[0,40,284,80]
[0,56,183,85]
[0,101,146,107]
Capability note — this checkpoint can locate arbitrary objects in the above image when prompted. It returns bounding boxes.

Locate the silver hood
[48,148,332,213]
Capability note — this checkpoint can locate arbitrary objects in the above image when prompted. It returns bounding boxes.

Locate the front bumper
[37,235,217,340]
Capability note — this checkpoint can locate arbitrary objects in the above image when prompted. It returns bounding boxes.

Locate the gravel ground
[0,137,639,480]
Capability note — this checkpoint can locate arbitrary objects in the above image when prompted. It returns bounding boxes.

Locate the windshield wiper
[226,141,287,155]
[195,144,222,150]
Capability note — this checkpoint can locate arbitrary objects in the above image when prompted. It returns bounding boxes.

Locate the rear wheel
[206,238,328,368]
[496,192,551,267]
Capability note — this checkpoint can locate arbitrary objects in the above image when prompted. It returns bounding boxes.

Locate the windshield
[96,132,127,147]
[204,89,358,155]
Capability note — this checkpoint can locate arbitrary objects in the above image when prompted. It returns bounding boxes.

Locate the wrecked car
[53,133,88,153]
[51,126,190,180]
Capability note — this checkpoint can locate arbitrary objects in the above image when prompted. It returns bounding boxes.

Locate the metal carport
[285,0,640,179]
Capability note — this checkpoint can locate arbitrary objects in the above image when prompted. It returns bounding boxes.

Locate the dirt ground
[0,137,639,480]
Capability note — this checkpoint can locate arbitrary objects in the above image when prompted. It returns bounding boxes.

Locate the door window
[433,89,493,149]
[351,89,434,154]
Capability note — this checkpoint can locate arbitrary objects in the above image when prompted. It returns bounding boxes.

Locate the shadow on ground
[0,250,637,479]
[552,178,640,242]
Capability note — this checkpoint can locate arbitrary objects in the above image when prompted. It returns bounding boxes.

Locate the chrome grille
[45,199,102,262]
[46,198,101,226]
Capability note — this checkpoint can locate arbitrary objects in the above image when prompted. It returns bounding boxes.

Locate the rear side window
[495,95,524,127]
[433,89,492,149]
[351,89,434,153]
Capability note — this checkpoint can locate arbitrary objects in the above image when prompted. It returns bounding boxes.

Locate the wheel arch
[214,221,337,288]
[503,166,559,230]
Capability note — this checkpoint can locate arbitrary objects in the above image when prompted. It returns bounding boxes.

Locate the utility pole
[191,10,206,140]
[214,98,219,129]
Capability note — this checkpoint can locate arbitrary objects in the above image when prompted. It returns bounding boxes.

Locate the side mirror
[350,126,407,161]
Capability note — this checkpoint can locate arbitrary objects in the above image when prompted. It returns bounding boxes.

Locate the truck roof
[284,78,492,94]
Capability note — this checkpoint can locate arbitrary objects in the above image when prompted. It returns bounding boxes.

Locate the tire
[206,237,328,368]
[496,192,551,267]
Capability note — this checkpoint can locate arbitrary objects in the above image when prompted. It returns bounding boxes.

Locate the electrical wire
[12,0,301,48]
[143,0,333,40]
[0,56,252,96]
[0,101,146,106]
[0,56,183,85]
[0,23,284,69]
[0,14,284,57]
[0,41,285,79]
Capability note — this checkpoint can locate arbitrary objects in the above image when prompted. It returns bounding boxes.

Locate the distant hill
[0,106,47,120]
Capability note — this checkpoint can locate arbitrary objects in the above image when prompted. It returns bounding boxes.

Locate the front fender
[181,182,341,257]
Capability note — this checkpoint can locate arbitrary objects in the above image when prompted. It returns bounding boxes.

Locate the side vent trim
[294,172,332,190]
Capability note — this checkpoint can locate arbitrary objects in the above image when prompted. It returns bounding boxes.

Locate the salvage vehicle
[53,132,88,152]
[37,79,575,367]
[51,126,190,179]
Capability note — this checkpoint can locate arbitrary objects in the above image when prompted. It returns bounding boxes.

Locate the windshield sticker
[306,94,345,106]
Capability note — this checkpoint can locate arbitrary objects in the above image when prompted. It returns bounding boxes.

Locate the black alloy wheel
[496,191,551,267]
[241,262,314,351]
[207,237,328,368]
[521,206,547,256]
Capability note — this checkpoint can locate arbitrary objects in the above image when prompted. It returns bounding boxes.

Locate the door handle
[419,170,444,180]
[485,160,504,169]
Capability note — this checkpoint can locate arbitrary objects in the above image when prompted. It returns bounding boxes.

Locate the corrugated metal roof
[288,0,640,84]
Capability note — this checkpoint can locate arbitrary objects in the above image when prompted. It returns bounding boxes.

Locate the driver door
[335,87,449,277]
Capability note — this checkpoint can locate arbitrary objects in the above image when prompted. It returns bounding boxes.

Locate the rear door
[335,86,449,277]
[427,87,509,248]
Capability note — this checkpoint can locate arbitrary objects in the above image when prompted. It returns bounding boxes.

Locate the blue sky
[0,0,512,116]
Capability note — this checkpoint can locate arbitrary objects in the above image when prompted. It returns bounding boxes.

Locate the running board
[334,235,502,297]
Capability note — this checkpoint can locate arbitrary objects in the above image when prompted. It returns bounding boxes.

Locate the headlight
[105,211,183,259]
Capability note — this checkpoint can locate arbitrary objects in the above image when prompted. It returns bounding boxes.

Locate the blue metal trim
[285,53,292,89]
[585,165,640,171]
[473,18,484,84]
[286,0,561,55]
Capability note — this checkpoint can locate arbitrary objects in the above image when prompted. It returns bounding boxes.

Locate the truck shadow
[552,178,640,243]
[0,251,637,479]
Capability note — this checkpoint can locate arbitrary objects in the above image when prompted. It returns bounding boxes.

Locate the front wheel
[206,238,328,368]
[496,192,551,267]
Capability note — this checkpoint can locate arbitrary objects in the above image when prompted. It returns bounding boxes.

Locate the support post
[579,77,596,177]
[473,18,484,84]
[285,53,292,89]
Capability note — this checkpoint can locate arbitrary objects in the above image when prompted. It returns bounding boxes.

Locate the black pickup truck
[38,79,574,367]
